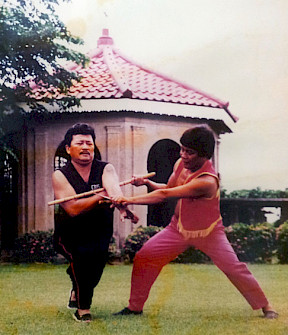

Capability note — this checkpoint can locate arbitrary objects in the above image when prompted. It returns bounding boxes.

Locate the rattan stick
[48,172,156,206]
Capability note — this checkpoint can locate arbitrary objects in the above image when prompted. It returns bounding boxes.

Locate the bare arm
[112,175,218,206]
[102,164,124,197]
[52,170,106,217]
[102,164,139,223]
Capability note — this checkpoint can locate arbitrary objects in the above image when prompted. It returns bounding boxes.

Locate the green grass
[0,263,287,335]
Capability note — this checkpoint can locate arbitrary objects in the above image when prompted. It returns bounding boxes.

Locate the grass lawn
[0,263,287,335]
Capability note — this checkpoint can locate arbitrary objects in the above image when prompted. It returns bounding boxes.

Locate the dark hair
[180,125,215,159]
[64,123,96,146]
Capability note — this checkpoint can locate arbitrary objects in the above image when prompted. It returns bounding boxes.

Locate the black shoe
[67,290,78,309]
[263,310,279,319]
[73,310,92,323]
[113,307,143,316]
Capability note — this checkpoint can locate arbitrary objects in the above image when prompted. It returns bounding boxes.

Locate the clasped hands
[111,196,135,224]
[111,175,145,206]
[109,194,137,224]
[111,175,146,224]
[111,196,132,207]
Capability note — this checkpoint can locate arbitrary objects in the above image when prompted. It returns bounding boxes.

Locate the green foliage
[122,225,163,262]
[276,221,288,264]
[221,187,288,198]
[12,230,58,263]
[0,0,89,154]
[225,223,276,263]
[173,246,210,264]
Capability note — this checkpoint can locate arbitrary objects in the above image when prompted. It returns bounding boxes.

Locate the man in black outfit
[52,123,138,322]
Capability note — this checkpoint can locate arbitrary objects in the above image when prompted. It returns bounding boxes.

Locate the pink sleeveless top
[175,159,222,239]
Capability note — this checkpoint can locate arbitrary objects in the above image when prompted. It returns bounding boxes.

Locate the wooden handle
[118,172,156,187]
[48,172,156,206]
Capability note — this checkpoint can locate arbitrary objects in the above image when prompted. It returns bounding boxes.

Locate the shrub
[12,230,58,263]
[122,223,278,264]
[122,225,210,264]
[10,230,119,264]
[173,247,211,264]
[225,223,276,263]
[108,236,121,263]
[122,225,163,262]
[276,222,288,264]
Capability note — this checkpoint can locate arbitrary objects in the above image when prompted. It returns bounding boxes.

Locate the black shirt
[54,159,114,249]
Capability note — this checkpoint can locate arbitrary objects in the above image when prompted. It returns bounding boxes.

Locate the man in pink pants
[112,125,278,319]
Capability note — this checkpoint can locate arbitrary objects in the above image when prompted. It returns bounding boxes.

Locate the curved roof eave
[46,98,236,132]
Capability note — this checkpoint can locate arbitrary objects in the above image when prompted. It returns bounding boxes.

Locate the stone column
[105,126,121,172]
[130,125,147,231]
[26,129,35,232]
[34,128,53,231]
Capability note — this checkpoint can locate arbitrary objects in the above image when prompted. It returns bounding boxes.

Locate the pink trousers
[128,216,268,312]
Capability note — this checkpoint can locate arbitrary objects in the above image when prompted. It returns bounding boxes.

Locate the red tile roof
[31,29,237,122]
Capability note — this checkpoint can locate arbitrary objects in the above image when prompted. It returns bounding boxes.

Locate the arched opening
[147,139,180,227]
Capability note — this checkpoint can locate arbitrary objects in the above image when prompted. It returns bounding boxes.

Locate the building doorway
[147,139,180,227]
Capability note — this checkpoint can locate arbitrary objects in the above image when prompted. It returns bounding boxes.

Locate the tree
[0,0,88,155]
[221,187,288,199]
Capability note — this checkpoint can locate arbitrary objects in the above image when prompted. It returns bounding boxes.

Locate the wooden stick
[48,172,156,206]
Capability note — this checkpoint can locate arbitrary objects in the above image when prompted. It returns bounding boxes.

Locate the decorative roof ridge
[114,48,238,122]
[84,29,132,97]
[102,46,132,96]
[115,48,225,106]
[222,106,238,123]
[97,28,114,47]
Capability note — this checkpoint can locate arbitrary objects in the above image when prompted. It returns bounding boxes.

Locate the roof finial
[97,28,114,47]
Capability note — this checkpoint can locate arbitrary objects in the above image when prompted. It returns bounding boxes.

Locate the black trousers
[57,234,112,309]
